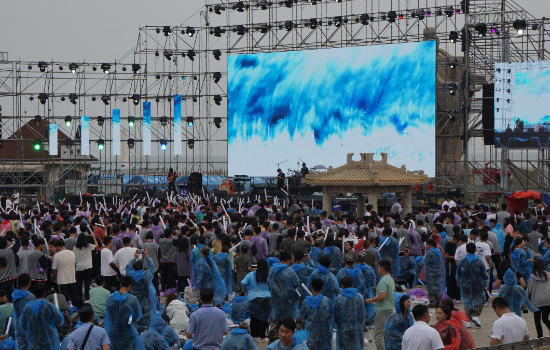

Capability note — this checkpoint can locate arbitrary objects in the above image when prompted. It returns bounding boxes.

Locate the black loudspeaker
[482,83,495,145]
[213,190,229,199]
[188,172,202,195]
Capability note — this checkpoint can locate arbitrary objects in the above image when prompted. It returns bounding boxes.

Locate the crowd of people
[0,193,549,349]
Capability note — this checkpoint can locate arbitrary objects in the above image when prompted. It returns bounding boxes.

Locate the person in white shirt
[12,190,19,207]
[475,230,492,270]
[441,197,456,210]
[454,235,468,264]
[113,237,137,276]
[390,199,403,219]
[100,237,120,292]
[5,197,12,210]
[402,304,445,350]
[490,296,529,345]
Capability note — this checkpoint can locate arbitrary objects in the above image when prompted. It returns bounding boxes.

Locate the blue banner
[174,95,182,155]
[81,116,89,155]
[143,102,151,155]
[49,124,58,156]
[112,109,121,155]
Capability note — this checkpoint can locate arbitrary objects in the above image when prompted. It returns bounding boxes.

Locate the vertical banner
[143,102,151,155]
[174,94,182,155]
[49,124,58,156]
[81,116,89,155]
[112,109,121,155]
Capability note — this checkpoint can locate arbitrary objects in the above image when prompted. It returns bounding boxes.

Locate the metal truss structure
[0,0,549,205]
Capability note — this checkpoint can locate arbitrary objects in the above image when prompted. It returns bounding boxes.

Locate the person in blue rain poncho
[511,237,536,284]
[267,253,301,343]
[221,327,258,350]
[356,252,377,327]
[499,268,538,317]
[229,294,250,324]
[291,250,315,308]
[241,259,272,338]
[424,239,446,307]
[266,318,308,350]
[12,273,35,350]
[492,222,506,253]
[334,277,366,350]
[19,282,64,350]
[378,227,400,278]
[336,255,366,298]
[191,236,206,288]
[307,239,325,268]
[196,246,227,305]
[141,314,180,350]
[266,256,280,271]
[456,243,489,328]
[214,246,234,295]
[126,249,161,330]
[539,237,550,270]
[299,278,334,350]
[384,293,414,350]
[395,248,416,288]
[104,275,145,350]
[307,255,341,305]
[323,236,342,275]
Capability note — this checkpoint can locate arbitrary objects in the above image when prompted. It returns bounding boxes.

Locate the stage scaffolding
[0,0,550,206]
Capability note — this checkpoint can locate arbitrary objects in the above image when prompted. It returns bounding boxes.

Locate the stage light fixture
[91,97,96,101]
[187,140,195,149]
[381,14,387,21]
[156,74,161,80]
[213,4,225,14]
[308,18,318,29]
[447,58,458,69]
[256,0,268,9]
[69,63,78,73]
[132,64,141,74]
[449,31,459,42]
[127,138,135,149]
[101,63,111,74]
[163,49,173,61]
[212,27,226,37]
[128,116,135,127]
[34,115,42,126]
[168,74,173,80]
[360,14,370,25]
[388,11,397,23]
[513,19,527,34]
[33,139,42,151]
[426,10,431,17]
[28,65,32,70]
[163,26,172,36]
[460,0,469,14]
[186,27,196,37]
[29,96,34,101]
[160,116,168,126]
[38,61,47,72]
[437,9,443,15]
[122,67,127,71]
[155,51,160,57]
[186,117,194,127]
[533,24,540,30]
[416,9,426,20]
[475,23,487,37]
[187,50,196,61]
[212,72,222,84]
[101,95,110,105]
[69,93,78,105]
[448,83,457,95]
[258,24,270,33]
[399,14,404,19]
[214,117,222,128]
[283,0,292,8]
[234,1,245,12]
[213,49,222,61]
[284,21,294,31]
[123,98,128,102]
[214,95,222,106]
[64,116,72,127]
[92,67,97,71]
[160,139,167,150]
[334,16,343,27]
[448,109,457,122]
[61,97,66,101]
[235,25,247,35]
[38,93,48,105]
[97,116,105,126]
[456,8,461,14]
[97,139,105,150]
[132,94,140,105]
[65,138,73,148]
[444,6,454,17]
[59,66,64,71]
[156,28,161,34]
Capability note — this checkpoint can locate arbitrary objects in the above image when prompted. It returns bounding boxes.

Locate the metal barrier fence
[474,337,550,350]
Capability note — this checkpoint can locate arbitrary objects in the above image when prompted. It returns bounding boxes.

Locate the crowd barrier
[473,337,550,349]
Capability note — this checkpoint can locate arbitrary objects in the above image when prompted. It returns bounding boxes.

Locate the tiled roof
[1,119,97,162]
[304,152,429,186]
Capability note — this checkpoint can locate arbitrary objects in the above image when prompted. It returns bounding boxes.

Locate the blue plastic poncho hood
[112,291,129,302]
[131,269,145,282]
[344,267,360,278]
[305,294,323,309]
[28,299,45,317]
[231,328,248,335]
[292,330,309,346]
[340,287,358,299]
[266,257,279,266]
[394,292,405,313]
[12,289,30,301]
[309,247,321,258]
[216,253,229,260]
[317,264,330,274]
[465,253,479,264]
[292,263,306,272]
[272,263,289,275]
[503,268,517,286]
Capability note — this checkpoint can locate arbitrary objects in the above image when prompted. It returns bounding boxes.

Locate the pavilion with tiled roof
[304,152,429,218]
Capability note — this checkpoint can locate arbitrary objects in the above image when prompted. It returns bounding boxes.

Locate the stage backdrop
[227,41,436,177]
[494,60,550,149]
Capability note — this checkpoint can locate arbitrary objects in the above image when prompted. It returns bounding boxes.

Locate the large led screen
[228,41,436,177]
[495,60,550,148]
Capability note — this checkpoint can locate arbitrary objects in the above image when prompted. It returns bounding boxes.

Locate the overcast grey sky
[1,0,548,63]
